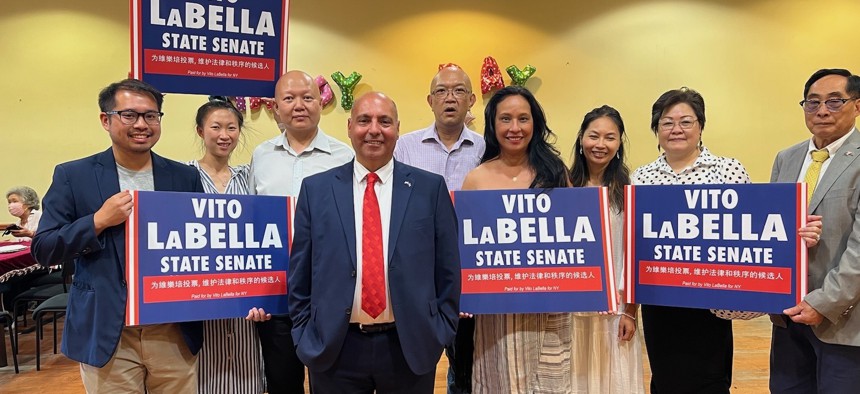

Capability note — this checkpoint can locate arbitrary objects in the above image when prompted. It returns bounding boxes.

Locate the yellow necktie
[804,149,830,201]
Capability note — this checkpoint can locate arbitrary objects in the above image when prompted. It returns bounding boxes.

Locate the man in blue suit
[288,91,461,393]
[32,79,204,393]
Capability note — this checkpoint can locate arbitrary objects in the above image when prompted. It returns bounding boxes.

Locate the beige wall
[2,0,859,224]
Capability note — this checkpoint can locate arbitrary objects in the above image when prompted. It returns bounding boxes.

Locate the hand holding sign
[799,214,822,247]
[246,307,272,322]
[784,300,824,326]
[95,190,133,234]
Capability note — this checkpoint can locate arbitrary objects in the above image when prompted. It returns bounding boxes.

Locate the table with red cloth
[0,240,48,368]
[0,241,46,283]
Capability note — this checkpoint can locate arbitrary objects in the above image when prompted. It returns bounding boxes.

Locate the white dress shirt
[250,128,354,197]
[350,159,395,324]
[796,127,857,184]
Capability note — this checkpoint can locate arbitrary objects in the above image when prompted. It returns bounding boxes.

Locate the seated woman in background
[463,85,571,394]
[3,186,41,241]
[188,99,264,393]
[569,105,645,393]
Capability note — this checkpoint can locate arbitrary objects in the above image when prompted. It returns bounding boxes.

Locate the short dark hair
[482,86,569,188]
[650,87,706,134]
[569,105,630,209]
[803,68,860,98]
[195,99,244,130]
[98,79,164,112]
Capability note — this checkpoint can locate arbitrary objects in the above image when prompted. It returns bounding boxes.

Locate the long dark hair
[482,86,568,188]
[569,105,630,209]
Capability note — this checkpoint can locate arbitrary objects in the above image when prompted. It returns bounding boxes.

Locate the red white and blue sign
[624,183,807,313]
[453,188,617,314]
[125,191,293,326]
[130,0,290,96]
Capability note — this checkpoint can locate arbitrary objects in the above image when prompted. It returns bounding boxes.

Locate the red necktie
[361,172,385,318]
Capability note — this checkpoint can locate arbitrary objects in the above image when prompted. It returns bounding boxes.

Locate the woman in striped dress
[189,99,265,394]
[462,86,572,393]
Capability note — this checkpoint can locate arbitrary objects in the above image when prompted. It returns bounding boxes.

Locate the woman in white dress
[464,86,572,394]
[568,105,645,393]
[188,99,264,394]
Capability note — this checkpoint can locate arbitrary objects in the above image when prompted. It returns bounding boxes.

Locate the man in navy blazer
[288,91,461,393]
[32,79,204,393]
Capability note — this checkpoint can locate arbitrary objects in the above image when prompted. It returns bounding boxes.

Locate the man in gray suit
[770,68,860,393]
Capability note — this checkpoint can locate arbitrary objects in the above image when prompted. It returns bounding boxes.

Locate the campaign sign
[126,191,292,325]
[454,188,617,314]
[624,183,807,313]
[131,0,290,96]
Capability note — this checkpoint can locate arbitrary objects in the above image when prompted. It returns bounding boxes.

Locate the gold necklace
[510,166,527,182]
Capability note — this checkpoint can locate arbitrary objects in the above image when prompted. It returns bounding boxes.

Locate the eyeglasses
[431,87,470,99]
[799,98,858,113]
[105,110,164,125]
[659,118,698,131]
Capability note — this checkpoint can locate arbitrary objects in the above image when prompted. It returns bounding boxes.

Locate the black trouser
[642,305,733,394]
[309,325,435,394]
[256,314,307,394]
[449,317,474,393]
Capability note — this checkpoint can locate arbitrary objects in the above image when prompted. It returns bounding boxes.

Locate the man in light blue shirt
[251,71,354,198]
[249,70,353,394]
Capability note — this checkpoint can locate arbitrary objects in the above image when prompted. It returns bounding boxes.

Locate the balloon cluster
[331,71,362,110]
[506,64,537,86]
[220,58,537,117]
[480,56,505,94]
[315,75,334,107]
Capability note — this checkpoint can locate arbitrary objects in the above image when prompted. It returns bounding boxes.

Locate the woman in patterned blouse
[632,87,749,394]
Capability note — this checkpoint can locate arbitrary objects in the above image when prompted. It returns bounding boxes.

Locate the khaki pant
[80,324,198,394]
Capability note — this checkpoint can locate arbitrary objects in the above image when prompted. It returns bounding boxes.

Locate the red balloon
[480,56,505,94]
